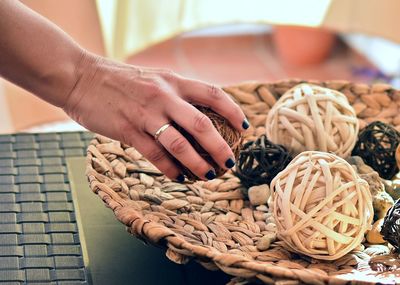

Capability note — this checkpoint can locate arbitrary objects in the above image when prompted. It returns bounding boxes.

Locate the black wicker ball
[352,121,400,180]
[381,199,400,251]
[234,135,292,190]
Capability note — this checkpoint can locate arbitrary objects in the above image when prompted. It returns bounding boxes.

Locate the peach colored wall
[2,0,105,132]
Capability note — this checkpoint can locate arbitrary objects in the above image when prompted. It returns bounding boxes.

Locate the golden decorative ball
[270,151,373,260]
[265,84,358,157]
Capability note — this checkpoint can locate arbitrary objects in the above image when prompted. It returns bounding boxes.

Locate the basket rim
[86,79,400,285]
[86,149,333,285]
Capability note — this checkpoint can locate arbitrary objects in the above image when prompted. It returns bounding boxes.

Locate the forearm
[0,0,90,108]
[0,0,248,181]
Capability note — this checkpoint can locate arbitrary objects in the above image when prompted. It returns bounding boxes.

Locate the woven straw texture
[86,80,400,285]
[266,84,359,157]
[271,151,373,261]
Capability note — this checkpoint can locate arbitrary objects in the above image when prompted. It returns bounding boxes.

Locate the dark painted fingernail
[225,158,235,168]
[176,174,185,183]
[205,169,216,180]
[242,118,250,130]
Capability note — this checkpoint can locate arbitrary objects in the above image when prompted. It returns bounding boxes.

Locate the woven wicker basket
[86,80,400,285]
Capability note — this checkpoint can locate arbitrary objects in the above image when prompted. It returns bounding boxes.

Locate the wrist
[62,51,102,119]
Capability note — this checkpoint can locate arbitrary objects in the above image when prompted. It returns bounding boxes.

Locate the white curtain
[96,0,400,61]
[96,0,335,60]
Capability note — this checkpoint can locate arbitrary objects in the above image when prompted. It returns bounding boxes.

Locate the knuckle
[169,137,189,155]
[161,69,176,80]
[120,107,145,132]
[208,85,223,100]
[142,85,170,105]
[146,148,167,163]
[119,121,139,145]
[194,113,213,132]
[146,83,165,97]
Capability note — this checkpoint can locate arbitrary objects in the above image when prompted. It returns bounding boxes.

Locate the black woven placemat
[0,131,232,285]
[0,132,92,284]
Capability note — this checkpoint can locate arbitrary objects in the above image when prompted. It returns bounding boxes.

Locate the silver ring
[154,123,171,141]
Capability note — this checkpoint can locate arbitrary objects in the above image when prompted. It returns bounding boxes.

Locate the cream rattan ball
[270,151,373,260]
[265,84,358,157]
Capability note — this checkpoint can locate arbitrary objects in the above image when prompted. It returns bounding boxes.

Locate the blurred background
[1,0,400,134]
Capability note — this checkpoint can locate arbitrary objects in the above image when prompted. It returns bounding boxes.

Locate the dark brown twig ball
[352,121,400,180]
[381,199,400,251]
[172,106,243,181]
[234,135,292,190]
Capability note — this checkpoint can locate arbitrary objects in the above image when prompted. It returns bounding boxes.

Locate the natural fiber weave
[352,121,400,180]
[381,198,400,251]
[234,135,292,190]
[86,80,400,285]
[266,84,359,157]
[271,151,373,260]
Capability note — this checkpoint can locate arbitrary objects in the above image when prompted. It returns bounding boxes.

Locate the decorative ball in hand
[381,199,400,251]
[173,106,243,181]
[352,121,400,180]
[266,84,358,157]
[235,135,292,190]
[271,151,373,260]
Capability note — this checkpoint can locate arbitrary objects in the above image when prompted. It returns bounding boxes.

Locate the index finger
[178,78,250,131]
[166,101,238,172]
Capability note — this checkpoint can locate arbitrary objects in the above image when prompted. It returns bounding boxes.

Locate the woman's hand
[0,0,248,181]
[64,53,249,181]
[0,0,247,181]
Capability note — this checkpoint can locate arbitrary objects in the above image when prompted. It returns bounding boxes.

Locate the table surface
[0,131,230,285]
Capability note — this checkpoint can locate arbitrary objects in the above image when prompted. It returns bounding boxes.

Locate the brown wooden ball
[172,106,243,181]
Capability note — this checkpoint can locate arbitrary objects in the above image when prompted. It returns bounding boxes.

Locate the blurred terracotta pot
[272,25,336,66]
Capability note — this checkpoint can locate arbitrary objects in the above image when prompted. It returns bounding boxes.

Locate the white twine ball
[270,151,373,260]
[266,84,358,157]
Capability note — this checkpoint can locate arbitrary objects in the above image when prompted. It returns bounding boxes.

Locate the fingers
[166,102,237,171]
[155,124,216,180]
[125,133,183,182]
[178,78,249,131]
